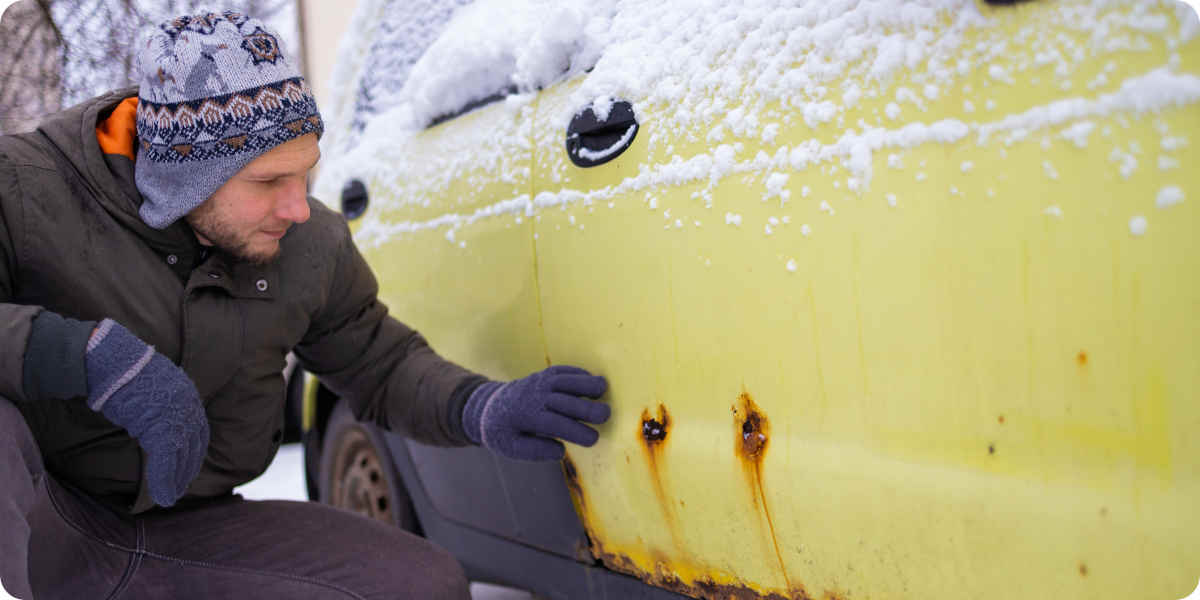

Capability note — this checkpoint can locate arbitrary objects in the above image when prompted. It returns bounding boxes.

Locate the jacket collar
[35,88,197,257]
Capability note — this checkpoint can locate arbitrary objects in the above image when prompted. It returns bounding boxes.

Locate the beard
[185,205,281,266]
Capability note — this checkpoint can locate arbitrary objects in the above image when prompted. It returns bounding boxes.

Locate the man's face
[186,133,321,265]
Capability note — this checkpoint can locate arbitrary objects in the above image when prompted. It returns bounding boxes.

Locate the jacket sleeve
[0,150,45,403]
[293,219,487,447]
[0,151,92,405]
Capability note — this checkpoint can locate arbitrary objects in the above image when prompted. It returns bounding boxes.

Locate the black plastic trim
[383,432,690,599]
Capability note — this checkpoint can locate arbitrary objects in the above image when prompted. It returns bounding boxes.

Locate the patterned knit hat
[134,11,323,229]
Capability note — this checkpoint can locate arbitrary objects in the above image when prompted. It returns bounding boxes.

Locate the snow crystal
[915,172,927,182]
[885,102,902,120]
[964,100,975,113]
[764,224,774,235]
[1129,215,1148,236]
[1109,147,1138,179]
[887,154,903,169]
[800,224,812,237]
[1159,155,1180,170]
[786,259,797,272]
[725,213,743,226]
[1161,136,1188,151]
[960,161,973,173]
[761,123,781,144]
[819,200,835,215]
[1156,185,1184,208]
[924,84,939,100]
[1042,160,1059,180]
[1043,205,1063,218]
[1060,121,1095,148]
[988,65,1014,85]
[886,193,898,207]
[765,172,790,200]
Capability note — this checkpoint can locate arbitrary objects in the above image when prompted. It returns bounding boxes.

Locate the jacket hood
[34,88,195,254]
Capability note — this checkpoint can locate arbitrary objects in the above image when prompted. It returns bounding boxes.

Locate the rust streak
[735,391,793,593]
[639,405,686,554]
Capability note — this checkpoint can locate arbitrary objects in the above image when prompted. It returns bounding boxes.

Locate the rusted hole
[643,417,667,442]
[998,414,1006,425]
[1079,562,1088,576]
[1077,351,1088,365]
[988,443,996,455]
[739,406,769,458]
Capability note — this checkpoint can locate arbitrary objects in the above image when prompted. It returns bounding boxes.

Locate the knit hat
[134,11,323,229]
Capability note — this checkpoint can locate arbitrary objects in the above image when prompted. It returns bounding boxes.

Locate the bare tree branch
[1,0,298,134]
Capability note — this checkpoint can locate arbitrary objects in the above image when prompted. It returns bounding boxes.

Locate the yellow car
[300,0,1200,598]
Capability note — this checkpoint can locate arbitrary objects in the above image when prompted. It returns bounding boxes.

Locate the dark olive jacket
[0,89,483,514]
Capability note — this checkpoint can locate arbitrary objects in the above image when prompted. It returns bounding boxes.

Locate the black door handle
[565,100,639,168]
[341,179,368,220]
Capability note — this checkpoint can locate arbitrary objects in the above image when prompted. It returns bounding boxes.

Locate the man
[0,11,610,599]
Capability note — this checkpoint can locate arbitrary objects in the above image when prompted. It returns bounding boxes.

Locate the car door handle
[341,179,369,220]
[565,99,639,168]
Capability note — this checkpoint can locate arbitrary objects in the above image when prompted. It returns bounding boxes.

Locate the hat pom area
[133,11,323,229]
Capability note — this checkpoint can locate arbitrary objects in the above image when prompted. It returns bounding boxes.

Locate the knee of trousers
[0,395,44,483]
[406,543,471,600]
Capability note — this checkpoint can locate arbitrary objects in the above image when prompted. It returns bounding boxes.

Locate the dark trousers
[0,397,471,599]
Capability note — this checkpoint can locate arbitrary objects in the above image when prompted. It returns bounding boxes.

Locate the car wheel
[318,399,420,533]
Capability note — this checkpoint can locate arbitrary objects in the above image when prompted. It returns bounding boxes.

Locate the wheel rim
[330,427,393,524]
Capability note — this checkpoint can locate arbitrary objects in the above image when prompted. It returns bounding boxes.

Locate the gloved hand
[84,319,210,507]
[462,365,610,461]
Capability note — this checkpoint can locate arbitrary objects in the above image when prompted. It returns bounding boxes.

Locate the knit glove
[462,365,610,461]
[85,319,210,507]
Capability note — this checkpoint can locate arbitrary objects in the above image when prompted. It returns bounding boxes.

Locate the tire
[318,399,420,534]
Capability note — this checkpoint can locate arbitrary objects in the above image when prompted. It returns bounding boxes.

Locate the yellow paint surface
[332,1,1200,598]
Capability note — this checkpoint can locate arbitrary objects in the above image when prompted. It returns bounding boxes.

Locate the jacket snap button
[256,279,268,292]
[166,254,178,265]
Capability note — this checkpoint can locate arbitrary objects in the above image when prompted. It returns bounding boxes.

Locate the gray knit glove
[85,319,210,507]
[462,365,610,461]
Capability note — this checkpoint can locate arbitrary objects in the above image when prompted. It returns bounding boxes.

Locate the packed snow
[312,0,1200,250]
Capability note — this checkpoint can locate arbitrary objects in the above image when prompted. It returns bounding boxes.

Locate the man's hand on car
[462,365,610,461]
[85,319,210,507]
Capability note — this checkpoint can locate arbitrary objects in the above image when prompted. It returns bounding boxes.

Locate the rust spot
[998,415,1006,425]
[1079,562,1088,577]
[988,443,996,455]
[1077,351,1088,366]
[1099,506,1108,517]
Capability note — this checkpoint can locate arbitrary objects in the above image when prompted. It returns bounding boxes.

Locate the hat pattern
[134,10,323,229]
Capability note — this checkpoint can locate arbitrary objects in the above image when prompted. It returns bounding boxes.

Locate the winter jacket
[0,89,485,514]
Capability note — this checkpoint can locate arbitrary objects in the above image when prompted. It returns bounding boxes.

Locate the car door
[527,1,1200,599]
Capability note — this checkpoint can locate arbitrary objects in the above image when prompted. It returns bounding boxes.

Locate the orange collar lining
[96,97,138,161]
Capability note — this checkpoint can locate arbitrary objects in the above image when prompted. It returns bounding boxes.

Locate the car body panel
[528,3,1200,599]
[311,0,1200,598]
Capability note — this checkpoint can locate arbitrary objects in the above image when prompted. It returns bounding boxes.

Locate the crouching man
[0,11,609,599]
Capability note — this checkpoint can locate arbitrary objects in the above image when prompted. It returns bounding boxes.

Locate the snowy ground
[0,444,533,600]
